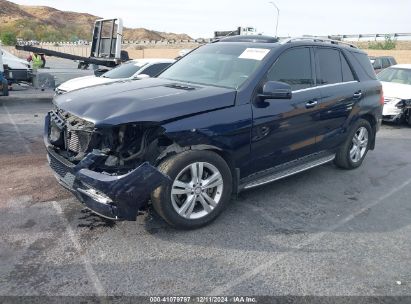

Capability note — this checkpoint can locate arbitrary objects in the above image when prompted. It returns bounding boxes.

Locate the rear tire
[151,150,232,229]
[334,119,372,170]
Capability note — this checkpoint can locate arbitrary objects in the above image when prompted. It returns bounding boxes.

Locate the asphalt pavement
[0,95,411,297]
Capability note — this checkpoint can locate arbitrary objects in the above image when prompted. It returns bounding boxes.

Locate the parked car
[369,56,397,73]
[55,58,175,94]
[377,64,411,124]
[45,36,383,229]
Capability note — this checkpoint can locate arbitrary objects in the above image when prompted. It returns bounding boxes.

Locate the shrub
[0,32,17,46]
[368,35,397,50]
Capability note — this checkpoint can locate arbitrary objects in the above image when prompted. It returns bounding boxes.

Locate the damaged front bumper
[382,99,411,123]
[44,114,171,221]
[382,104,403,122]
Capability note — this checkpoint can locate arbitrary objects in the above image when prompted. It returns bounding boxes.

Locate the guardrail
[281,33,411,41]
[19,39,211,47]
[15,32,411,47]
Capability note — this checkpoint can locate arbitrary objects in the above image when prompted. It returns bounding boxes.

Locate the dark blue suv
[45,36,383,229]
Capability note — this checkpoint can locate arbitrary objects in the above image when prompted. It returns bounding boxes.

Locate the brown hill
[0,0,191,42]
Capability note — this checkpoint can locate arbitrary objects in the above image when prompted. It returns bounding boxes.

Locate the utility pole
[268,1,280,37]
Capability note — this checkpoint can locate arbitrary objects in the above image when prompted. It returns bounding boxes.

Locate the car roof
[389,64,411,69]
[214,36,364,53]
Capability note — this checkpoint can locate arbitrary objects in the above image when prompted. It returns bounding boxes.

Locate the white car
[378,64,411,124]
[56,58,175,94]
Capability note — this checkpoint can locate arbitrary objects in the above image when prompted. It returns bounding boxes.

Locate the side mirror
[134,74,150,80]
[94,68,109,77]
[258,81,292,100]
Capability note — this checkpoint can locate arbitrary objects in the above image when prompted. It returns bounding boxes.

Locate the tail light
[380,88,384,105]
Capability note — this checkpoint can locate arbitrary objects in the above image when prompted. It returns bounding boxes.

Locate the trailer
[15,18,128,70]
[0,46,9,96]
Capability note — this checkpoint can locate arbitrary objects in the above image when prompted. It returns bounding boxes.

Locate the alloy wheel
[349,126,369,163]
[171,162,224,219]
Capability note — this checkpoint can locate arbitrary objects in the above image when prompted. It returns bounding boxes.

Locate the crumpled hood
[381,81,411,100]
[58,75,118,92]
[54,78,237,127]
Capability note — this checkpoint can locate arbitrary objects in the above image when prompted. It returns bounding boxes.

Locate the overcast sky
[11,0,411,38]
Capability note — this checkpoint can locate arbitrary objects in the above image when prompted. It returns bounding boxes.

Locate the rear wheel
[334,119,372,169]
[151,150,232,229]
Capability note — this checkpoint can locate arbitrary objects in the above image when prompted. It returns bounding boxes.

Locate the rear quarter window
[350,52,377,80]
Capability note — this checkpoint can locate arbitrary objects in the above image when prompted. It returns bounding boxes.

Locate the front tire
[334,119,372,169]
[151,150,233,229]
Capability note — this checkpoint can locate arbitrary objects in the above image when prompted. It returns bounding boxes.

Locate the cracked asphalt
[1,95,411,297]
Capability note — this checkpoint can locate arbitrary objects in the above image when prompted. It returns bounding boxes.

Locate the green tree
[0,32,17,46]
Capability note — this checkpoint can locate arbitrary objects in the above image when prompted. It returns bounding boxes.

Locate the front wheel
[151,150,232,229]
[334,119,372,169]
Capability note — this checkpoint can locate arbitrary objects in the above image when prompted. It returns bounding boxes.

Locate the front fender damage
[45,113,172,221]
[47,147,171,221]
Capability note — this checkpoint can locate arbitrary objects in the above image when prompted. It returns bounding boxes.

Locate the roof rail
[280,37,358,49]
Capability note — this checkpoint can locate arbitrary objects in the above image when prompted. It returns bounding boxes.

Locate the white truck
[214,26,258,38]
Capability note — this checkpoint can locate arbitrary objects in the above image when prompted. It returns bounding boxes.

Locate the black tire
[334,119,372,170]
[406,109,411,126]
[151,150,232,229]
[1,79,9,96]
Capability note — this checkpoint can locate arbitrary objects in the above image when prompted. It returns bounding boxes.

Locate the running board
[241,154,335,190]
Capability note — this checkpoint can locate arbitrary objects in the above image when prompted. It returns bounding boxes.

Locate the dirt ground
[0,141,70,205]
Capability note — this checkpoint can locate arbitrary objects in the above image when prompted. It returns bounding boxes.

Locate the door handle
[353,90,362,100]
[305,100,318,108]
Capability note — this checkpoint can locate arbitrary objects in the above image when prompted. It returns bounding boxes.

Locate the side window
[141,63,172,77]
[316,48,342,85]
[340,53,355,82]
[266,48,313,91]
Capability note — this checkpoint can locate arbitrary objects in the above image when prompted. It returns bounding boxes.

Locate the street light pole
[268,1,280,37]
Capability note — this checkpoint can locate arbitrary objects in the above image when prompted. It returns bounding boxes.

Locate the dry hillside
[0,0,191,41]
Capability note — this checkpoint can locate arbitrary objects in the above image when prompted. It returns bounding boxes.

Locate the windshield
[158,44,270,89]
[102,62,144,79]
[378,68,411,85]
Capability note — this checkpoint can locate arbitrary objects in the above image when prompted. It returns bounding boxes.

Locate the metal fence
[15,33,411,47]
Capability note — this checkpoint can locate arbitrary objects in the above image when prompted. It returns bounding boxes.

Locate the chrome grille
[49,108,95,154]
[67,130,80,152]
[66,129,92,154]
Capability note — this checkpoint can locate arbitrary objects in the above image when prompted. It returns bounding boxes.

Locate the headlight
[54,88,66,96]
